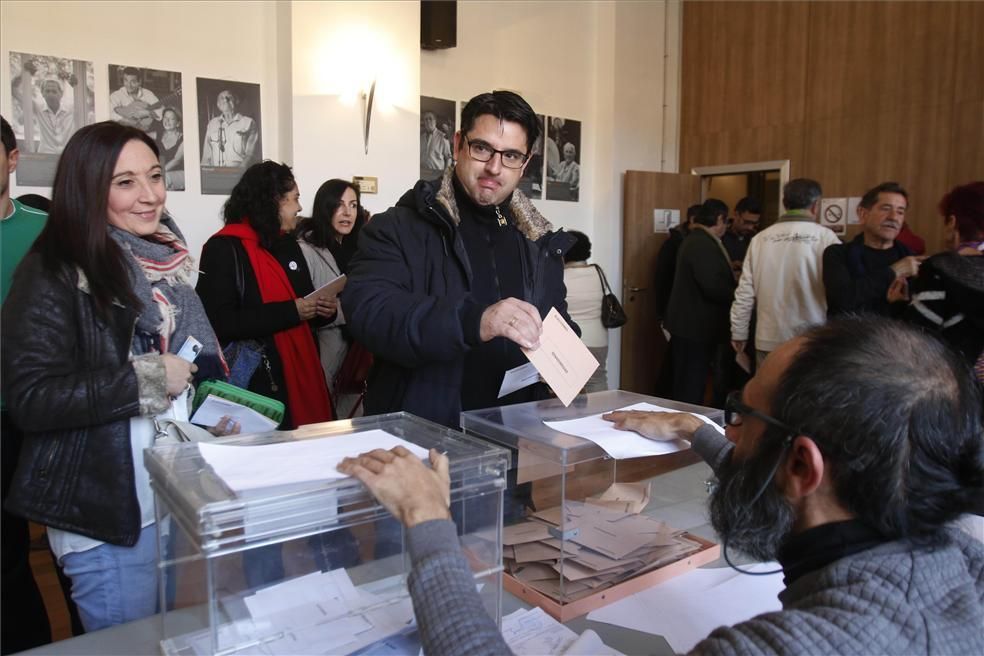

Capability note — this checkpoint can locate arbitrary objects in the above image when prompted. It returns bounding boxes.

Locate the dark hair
[564,230,591,263]
[939,181,984,242]
[16,194,50,212]
[223,161,296,250]
[459,90,540,154]
[860,181,908,210]
[771,317,983,542]
[1,115,15,155]
[121,66,141,79]
[686,204,702,223]
[735,196,762,215]
[782,178,822,211]
[696,198,728,227]
[31,121,159,316]
[296,178,363,251]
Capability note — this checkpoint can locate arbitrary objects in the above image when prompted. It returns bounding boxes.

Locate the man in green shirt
[1,114,51,652]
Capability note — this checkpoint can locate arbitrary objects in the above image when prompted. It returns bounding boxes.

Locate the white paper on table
[190,394,279,435]
[503,608,622,656]
[197,429,429,492]
[499,362,541,398]
[523,307,599,407]
[587,563,783,653]
[305,273,346,300]
[543,402,723,460]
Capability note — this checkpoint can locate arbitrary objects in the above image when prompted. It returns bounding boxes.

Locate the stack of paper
[503,500,702,602]
[502,607,622,655]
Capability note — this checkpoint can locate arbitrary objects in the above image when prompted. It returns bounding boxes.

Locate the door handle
[627,286,647,292]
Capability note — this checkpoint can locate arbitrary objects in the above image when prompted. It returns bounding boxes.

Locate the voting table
[460,390,725,621]
[144,412,508,655]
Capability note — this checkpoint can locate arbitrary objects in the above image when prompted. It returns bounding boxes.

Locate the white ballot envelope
[304,274,346,301]
[523,307,599,407]
[499,362,540,398]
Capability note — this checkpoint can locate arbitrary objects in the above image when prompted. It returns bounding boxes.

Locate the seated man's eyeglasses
[464,135,528,169]
[725,390,801,438]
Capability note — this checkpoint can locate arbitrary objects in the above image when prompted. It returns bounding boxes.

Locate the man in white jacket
[730,178,839,366]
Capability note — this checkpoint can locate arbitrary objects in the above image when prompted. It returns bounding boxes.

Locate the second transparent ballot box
[460,390,724,620]
[146,412,509,655]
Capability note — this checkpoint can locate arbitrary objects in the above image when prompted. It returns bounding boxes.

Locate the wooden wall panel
[680,1,984,254]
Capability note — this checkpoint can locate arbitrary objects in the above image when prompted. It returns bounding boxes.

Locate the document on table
[502,608,622,655]
[523,307,598,406]
[304,273,346,300]
[543,401,724,459]
[197,429,429,492]
[587,562,783,653]
[190,394,279,435]
[499,362,540,398]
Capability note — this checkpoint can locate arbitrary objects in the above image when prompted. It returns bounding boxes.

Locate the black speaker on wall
[421,1,456,50]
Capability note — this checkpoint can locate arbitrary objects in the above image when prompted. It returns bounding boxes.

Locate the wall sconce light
[361,79,376,155]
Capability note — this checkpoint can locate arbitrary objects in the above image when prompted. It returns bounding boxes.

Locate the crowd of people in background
[653,178,984,408]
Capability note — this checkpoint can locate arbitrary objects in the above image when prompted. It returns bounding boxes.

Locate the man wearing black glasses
[345,91,576,430]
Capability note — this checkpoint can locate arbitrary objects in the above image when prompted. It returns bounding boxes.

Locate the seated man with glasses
[344,91,577,430]
[339,317,983,655]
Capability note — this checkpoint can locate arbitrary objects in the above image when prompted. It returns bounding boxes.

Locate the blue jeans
[59,524,158,632]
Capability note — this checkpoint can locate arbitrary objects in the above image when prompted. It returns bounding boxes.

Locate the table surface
[21,462,747,656]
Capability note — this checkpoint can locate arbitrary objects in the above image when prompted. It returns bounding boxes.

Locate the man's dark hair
[770,317,983,542]
[122,66,141,79]
[735,196,762,215]
[223,161,296,251]
[860,181,908,209]
[1,115,15,155]
[695,198,728,227]
[32,121,159,317]
[686,204,702,223]
[782,178,822,210]
[564,230,591,263]
[459,91,540,154]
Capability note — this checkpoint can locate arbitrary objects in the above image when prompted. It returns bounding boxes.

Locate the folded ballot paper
[502,607,622,655]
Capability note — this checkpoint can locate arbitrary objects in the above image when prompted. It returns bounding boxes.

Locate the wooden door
[620,171,700,393]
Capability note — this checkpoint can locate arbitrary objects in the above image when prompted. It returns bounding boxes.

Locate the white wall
[421,1,680,387]
[0,0,285,262]
[290,1,420,216]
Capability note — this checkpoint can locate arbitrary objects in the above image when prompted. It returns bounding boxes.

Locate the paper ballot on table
[502,608,623,656]
[304,273,346,300]
[499,362,540,398]
[523,307,598,406]
[587,562,783,653]
[197,429,429,492]
[544,402,724,460]
[190,394,279,435]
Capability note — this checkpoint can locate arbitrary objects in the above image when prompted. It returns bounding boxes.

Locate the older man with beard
[338,317,983,655]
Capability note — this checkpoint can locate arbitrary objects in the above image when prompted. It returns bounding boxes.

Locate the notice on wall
[653,208,680,233]
[847,197,862,225]
[820,197,848,235]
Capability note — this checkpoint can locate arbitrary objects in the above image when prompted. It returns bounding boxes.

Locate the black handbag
[592,265,627,328]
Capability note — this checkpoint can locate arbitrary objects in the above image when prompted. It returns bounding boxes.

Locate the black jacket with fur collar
[343,168,576,428]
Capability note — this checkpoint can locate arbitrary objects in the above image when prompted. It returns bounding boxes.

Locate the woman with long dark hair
[196,161,334,430]
[295,179,362,394]
[1,121,228,631]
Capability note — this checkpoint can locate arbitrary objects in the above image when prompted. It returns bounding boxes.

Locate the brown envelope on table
[511,562,558,582]
[502,522,552,546]
[586,482,651,515]
[514,540,579,563]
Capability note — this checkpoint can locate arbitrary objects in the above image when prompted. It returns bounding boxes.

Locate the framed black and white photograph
[419,96,455,181]
[109,64,184,191]
[196,77,262,195]
[545,116,581,202]
[8,51,95,186]
[517,114,545,200]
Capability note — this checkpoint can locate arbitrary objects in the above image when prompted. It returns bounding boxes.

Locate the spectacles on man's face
[724,390,801,436]
[463,135,528,170]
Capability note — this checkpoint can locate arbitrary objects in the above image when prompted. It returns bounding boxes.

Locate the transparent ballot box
[146,412,509,655]
[460,390,724,621]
